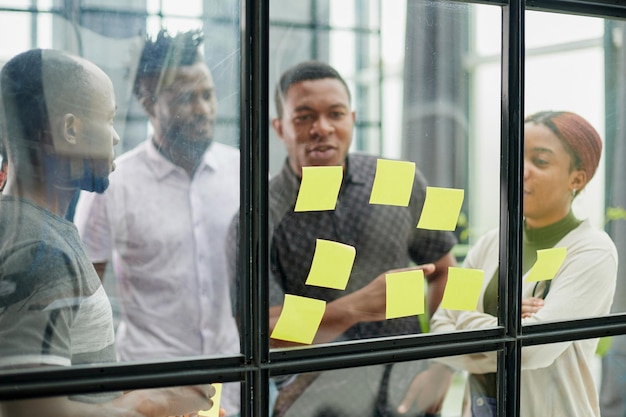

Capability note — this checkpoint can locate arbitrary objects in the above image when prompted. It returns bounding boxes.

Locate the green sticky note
[198,383,222,417]
[417,187,465,231]
[305,239,356,290]
[270,295,326,344]
[385,269,425,319]
[440,267,484,311]
[294,166,343,212]
[526,247,567,283]
[369,159,416,206]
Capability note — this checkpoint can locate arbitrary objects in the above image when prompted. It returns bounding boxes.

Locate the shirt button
[476,398,484,406]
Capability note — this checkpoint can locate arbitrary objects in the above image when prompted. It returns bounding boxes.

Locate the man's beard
[48,155,111,194]
[70,160,110,194]
[163,125,213,167]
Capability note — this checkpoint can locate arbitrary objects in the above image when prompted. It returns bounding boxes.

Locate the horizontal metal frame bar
[527,0,626,20]
[0,356,243,400]
[521,314,626,345]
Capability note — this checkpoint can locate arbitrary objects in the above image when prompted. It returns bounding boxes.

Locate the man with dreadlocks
[74,29,240,414]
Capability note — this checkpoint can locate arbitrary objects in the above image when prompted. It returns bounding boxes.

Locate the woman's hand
[521,297,544,318]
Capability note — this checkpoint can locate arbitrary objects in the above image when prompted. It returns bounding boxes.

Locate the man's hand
[396,363,453,415]
[340,264,436,323]
[124,384,216,417]
[291,263,436,345]
[521,297,544,319]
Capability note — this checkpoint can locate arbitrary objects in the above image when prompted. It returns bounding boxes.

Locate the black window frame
[2,1,626,417]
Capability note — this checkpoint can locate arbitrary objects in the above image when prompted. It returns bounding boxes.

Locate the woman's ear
[570,169,587,193]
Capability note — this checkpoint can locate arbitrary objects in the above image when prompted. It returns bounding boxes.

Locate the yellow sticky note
[305,239,356,290]
[270,294,326,344]
[417,187,465,231]
[526,247,567,282]
[198,383,222,417]
[440,267,484,311]
[294,166,343,212]
[385,270,425,319]
[369,159,416,206]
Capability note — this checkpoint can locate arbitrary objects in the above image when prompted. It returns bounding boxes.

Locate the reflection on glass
[246,0,500,353]
[1,4,242,413]
[0,383,229,417]
[0,47,232,415]
[271,361,463,417]
[73,28,241,371]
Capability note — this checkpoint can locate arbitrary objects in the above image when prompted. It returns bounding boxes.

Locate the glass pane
[271,360,480,417]
[521,11,615,331]
[521,341,602,415]
[595,17,626,416]
[0,12,31,60]
[0,382,238,416]
[252,0,501,354]
[0,0,242,391]
[526,10,603,49]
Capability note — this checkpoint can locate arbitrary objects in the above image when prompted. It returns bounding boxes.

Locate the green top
[469,211,581,398]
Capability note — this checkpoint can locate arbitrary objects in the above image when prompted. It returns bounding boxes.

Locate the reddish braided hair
[525,111,602,189]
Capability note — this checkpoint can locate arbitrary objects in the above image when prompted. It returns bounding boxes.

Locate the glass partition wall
[1,1,626,417]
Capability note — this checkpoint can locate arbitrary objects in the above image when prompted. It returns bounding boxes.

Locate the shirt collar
[146,138,218,180]
[280,154,367,189]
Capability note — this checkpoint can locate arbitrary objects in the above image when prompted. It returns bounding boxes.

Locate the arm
[425,251,456,318]
[431,232,618,373]
[1,385,217,417]
[269,264,437,348]
[93,262,108,281]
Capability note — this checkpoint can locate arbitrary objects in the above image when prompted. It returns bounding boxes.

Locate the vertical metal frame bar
[498,0,524,415]
[240,0,270,415]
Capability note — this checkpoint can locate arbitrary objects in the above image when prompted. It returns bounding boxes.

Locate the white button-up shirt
[75,139,240,412]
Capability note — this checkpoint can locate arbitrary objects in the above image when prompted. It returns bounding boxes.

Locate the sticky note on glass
[525,247,567,282]
[440,267,484,311]
[270,294,326,344]
[386,269,425,319]
[294,166,343,212]
[417,187,465,231]
[369,159,416,206]
[198,383,222,417]
[305,239,356,290]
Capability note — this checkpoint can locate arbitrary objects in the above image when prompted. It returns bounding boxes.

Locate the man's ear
[139,95,157,118]
[63,113,79,145]
[271,118,283,139]
[48,113,81,155]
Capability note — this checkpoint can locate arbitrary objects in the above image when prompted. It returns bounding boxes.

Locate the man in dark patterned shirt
[228,61,457,417]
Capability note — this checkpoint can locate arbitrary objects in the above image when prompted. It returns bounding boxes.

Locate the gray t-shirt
[0,196,117,403]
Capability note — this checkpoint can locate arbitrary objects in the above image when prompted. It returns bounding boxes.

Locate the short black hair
[132,29,204,101]
[0,49,89,161]
[274,61,351,119]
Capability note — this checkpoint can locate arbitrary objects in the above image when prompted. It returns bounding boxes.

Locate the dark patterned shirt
[268,153,457,340]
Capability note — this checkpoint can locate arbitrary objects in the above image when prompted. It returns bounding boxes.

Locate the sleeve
[517,237,617,369]
[0,243,77,368]
[73,190,112,263]
[225,213,240,317]
[431,229,618,374]
[226,213,285,317]
[407,168,457,265]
